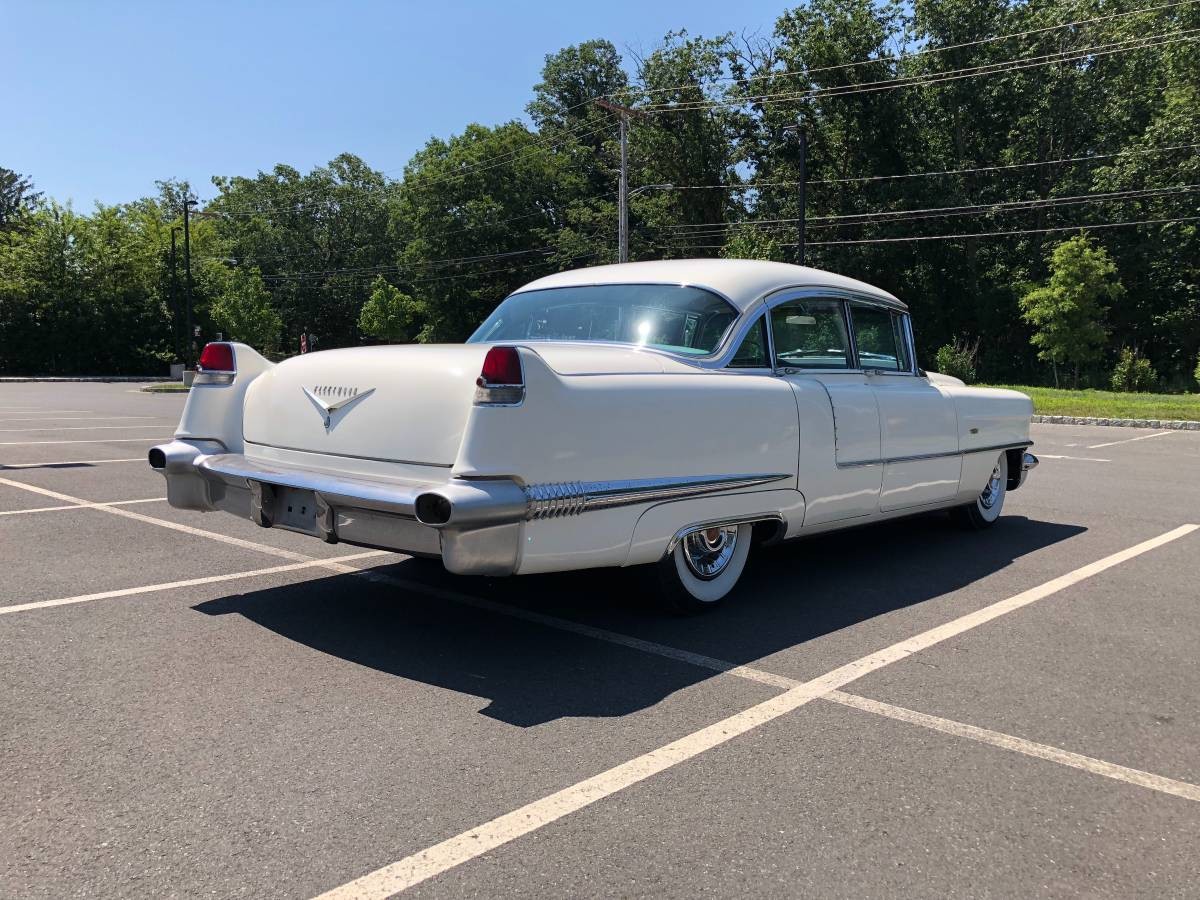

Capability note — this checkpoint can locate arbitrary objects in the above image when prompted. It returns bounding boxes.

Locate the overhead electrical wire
[661,143,1200,191]
[639,30,1200,113]
[661,185,1200,236]
[632,0,1200,99]
[661,215,1200,251]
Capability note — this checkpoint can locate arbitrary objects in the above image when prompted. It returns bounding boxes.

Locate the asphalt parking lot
[1,382,1198,899]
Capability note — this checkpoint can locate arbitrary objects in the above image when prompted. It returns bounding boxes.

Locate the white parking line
[0,475,331,562]
[1039,454,1112,463]
[0,424,173,433]
[313,523,1198,899]
[0,408,90,413]
[0,551,389,616]
[0,457,145,469]
[0,416,168,423]
[0,497,166,517]
[0,437,173,446]
[825,691,1200,802]
[1089,430,1176,449]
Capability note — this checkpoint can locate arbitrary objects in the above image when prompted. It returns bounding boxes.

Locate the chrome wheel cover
[681,525,740,580]
[979,462,1003,510]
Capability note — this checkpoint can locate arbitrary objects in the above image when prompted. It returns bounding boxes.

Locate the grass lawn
[141,382,190,393]
[983,384,1200,420]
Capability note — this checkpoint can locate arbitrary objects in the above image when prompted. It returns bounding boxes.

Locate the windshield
[467,284,739,356]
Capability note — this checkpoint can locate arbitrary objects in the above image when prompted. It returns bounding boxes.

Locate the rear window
[468,284,738,356]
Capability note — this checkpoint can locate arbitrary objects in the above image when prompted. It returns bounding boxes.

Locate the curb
[0,376,161,383]
[1033,414,1200,431]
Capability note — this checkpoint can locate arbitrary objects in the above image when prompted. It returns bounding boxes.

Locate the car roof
[512,258,906,313]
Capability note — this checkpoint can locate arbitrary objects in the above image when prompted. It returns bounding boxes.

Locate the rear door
[770,295,882,523]
[848,303,961,511]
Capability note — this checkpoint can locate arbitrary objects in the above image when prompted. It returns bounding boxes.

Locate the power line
[665,215,1200,250]
[640,30,1199,113]
[662,185,1200,233]
[633,0,1200,100]
[662,143,1200,190]
[806,215,1200,245]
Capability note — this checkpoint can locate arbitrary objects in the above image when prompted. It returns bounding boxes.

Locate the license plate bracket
[273,486,319,532]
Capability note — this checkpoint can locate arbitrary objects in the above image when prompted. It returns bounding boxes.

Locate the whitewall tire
[655,523,753,613]
[951,452,1008,530]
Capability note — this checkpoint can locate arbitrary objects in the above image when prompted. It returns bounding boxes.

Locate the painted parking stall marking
[824,690,1200,803]
[0,551,388,616]
[313,523,1198,899]
[1089,430,1176,449]
[0,436,174,446]
[0,497,165,517]
[0,457,146,470]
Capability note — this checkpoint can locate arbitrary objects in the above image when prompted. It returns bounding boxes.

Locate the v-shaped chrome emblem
[302,386,375,430]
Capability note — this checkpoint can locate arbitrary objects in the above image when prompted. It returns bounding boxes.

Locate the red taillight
[198,342,236,373]
[479,346,523,386]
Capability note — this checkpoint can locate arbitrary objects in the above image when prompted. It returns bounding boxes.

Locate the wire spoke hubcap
[682,525,739,580]
[979,463,1003,509]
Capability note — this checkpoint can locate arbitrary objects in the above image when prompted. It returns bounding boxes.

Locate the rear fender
[176,343,273,452]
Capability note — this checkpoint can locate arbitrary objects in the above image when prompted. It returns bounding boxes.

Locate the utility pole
[784,124,807,266]
[594,98,653,264]
[182,198,197,366]
[170,227,180,358]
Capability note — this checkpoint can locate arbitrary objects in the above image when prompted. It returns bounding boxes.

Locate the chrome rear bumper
[148,440,526,575]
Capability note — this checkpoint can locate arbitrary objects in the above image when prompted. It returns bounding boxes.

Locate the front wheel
[951,452,1008,530]
[655,523,753,614]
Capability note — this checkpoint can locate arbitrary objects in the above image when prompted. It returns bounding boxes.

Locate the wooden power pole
[594,98,653,264]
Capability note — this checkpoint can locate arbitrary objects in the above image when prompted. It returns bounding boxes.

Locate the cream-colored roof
[513,258,905,312]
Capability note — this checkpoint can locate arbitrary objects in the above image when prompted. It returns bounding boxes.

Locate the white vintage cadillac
[150,259,1037,611]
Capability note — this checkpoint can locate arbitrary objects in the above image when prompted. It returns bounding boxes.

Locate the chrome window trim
[483,281,905,372]
[724,311,773,371]
[845,300,916,377]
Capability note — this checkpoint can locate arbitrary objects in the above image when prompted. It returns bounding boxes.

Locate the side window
[769,298,852,369]
[850,304,908,372]
[727,316,769,368]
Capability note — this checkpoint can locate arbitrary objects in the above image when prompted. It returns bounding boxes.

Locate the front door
[848,304,961,511]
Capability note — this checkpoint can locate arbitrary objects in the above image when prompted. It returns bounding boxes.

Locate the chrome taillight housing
[474,346,524,406]
[195,342,236,385]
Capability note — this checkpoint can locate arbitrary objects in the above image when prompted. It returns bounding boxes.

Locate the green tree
[358,276,425,342]
[1110,347,1158,393]
[1019,236,1121,387]
[210,267,282,353]
[721,224,784,261]
[0,168,42,232]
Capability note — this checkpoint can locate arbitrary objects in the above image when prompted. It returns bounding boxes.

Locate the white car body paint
[151,260,1035,582]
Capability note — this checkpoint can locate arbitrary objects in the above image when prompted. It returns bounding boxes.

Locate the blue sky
[5,0,790,207]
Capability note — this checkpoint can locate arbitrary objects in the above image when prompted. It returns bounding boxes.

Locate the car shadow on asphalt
[193,513,1083,727]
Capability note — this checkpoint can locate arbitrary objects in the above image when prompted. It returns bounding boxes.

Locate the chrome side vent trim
[523,472,790,521]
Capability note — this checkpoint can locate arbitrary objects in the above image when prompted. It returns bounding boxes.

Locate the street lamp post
[170,226,181,358]
[182,198,197,366]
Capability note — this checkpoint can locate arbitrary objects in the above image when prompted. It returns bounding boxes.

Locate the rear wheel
[951,452,1008,530]
[655,523,753,614]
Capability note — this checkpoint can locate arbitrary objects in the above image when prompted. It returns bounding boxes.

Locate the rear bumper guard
[147,440,525,576]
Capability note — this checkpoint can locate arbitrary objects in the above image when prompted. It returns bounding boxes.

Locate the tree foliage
[1,0,1197,380]
[358,276,426,342]
[1020,236,1122,386]
[210,267,282,352]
